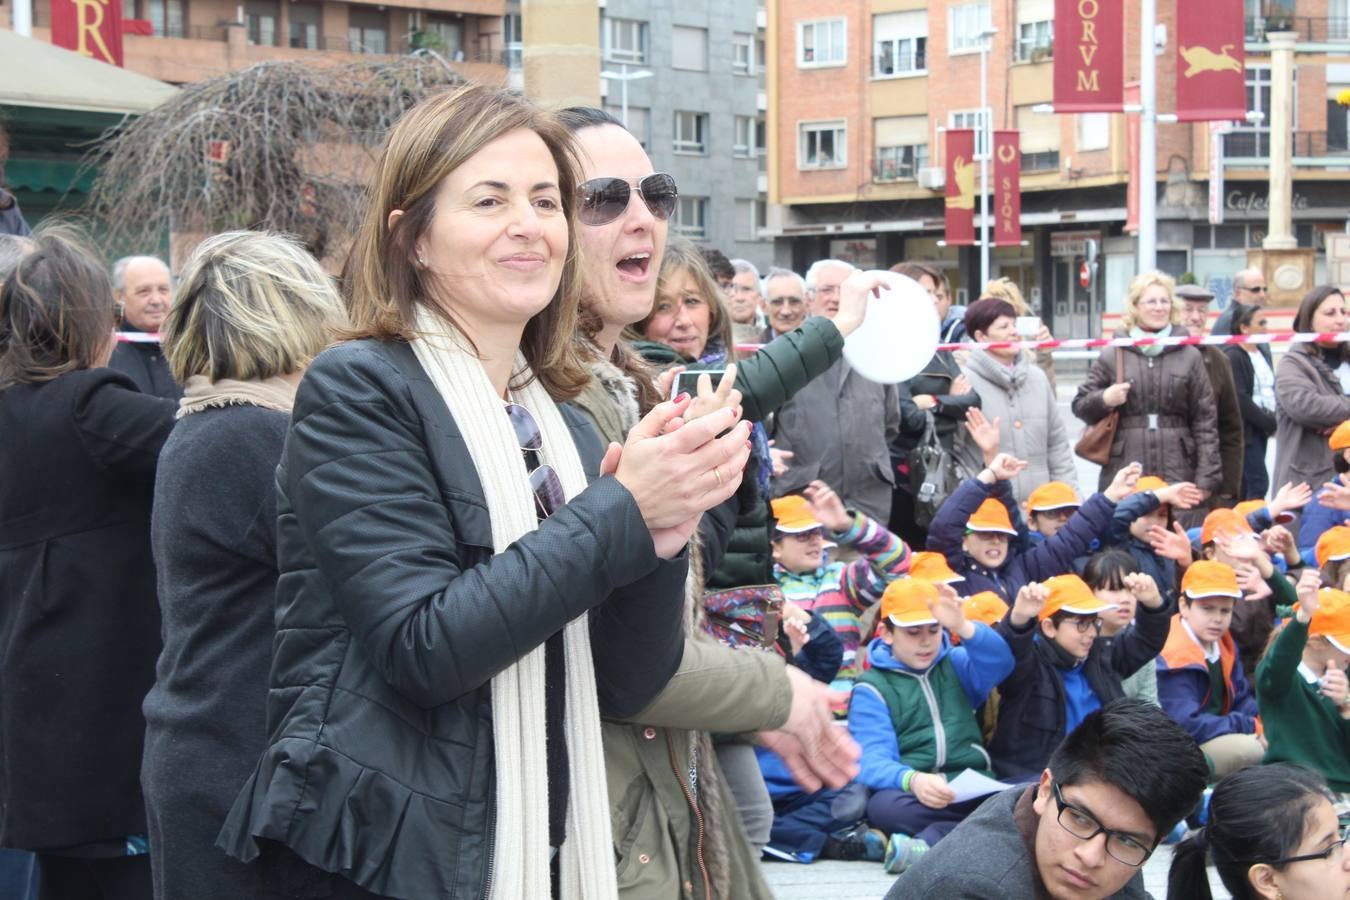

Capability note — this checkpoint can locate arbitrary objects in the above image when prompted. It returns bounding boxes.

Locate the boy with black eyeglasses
[988,572,1171,782]
[847,577,1016,874]
[887,699,1209,899]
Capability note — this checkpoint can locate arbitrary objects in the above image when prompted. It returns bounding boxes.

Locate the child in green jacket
[1257,569,1350,795]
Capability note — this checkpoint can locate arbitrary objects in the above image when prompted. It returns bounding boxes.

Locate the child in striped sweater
[771,481,911,704]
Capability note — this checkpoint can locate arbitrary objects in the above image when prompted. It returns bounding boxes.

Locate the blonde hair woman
[218,84,751,899]
[142,231,346,900]
[1072,270,1220,504]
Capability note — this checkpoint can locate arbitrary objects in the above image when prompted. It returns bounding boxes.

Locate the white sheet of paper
[946,769,1012,803]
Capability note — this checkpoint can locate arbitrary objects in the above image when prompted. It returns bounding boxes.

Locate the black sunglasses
[576,173,678,226]
[505,402,565,521]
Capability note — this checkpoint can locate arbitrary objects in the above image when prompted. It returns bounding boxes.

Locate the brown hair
[341,83,589,400]
[1292,284,1345,333]
[891,261,939,287]
[624,236,735,362]
[0,226,116,389]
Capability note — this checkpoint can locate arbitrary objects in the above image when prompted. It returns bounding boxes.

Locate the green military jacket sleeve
[627,637,792,733]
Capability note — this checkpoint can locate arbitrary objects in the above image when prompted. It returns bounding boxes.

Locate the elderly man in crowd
[1177,283,1245,506]
[770,259,901,524]
[1213,266,1273,366]
[761,266,811,343]
[108,255,182,401]
[728,258,766,344]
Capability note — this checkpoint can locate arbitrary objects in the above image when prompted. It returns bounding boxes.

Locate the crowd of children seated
[748,421,1350,877]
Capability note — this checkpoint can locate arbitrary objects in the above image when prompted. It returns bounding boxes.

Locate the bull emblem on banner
[1180,44,1242,77]
[946,156,976,210]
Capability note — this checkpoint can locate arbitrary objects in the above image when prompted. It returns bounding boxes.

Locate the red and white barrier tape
[116,331,162,343]
[736,330,1350,357]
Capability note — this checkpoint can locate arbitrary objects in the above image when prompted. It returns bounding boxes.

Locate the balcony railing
[1246,16,1350,42]
[1022,150,1060,172]
[1224,130,1350,161]
[872,159,918,182]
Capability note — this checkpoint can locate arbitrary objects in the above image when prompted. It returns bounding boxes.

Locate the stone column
[521,0,598,109]
[1263,31,1297,251]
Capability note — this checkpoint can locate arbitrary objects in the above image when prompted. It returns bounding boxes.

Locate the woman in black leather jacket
[218,84,751,900]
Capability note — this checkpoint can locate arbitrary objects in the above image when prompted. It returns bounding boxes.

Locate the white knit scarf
[410,308,617,900]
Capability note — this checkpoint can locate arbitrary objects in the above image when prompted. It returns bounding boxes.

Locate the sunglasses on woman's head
[576,173,678,226]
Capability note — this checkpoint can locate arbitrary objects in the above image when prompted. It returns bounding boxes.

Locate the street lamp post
[598,63,653,129]
[979,26,998,287]
[1139,0,1158,272]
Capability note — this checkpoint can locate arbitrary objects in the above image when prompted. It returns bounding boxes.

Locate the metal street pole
[598,63,653,130]
[1139,0,1158,271]
[979,30,994,287]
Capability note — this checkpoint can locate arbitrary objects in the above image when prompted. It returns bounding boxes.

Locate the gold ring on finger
[713,465,723,486]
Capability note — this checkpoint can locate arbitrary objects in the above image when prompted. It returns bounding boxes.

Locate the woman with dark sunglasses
[218,84,753,900]
[557,107,875,900]
[1168,764,1350,900]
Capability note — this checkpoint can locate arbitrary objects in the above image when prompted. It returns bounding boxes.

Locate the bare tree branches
[84,55,464,261]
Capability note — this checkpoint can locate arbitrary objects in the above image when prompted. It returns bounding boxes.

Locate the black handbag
[908,412,957,529]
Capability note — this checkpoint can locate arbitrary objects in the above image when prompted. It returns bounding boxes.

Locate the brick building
[767,0,1350,338]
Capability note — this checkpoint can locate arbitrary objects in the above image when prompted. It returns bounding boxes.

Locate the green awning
[6,158,95,195]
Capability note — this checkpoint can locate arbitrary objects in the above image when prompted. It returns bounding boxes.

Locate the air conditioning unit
[917,167,945,191]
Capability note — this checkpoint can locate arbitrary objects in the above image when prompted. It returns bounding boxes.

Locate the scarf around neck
[409,308,617,900]
[176,374,297,419]
[1128,325,1168,358]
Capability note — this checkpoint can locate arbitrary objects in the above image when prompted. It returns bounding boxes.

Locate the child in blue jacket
[926,453,1136,603]
[847,577,1016,874]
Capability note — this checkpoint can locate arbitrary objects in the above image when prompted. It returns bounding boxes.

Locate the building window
[734,115,757,157]
[798,18,846,67]
[606,104,650,150]
[1076,113,1109,151]
[603,17,647,64]
[246,0,279,46]
[1224,66,1297,158]
[348,7,388,54]
[949,108,991,158]
[143,0,184,38]
[873,11,926,77]
[799,121,847,169]
[676,196,709,238]
[419,16,464,59]
[503,13,523,69]
[1016,20,1053,61]
[1328,92,1350,152]
[672,25,708,71]
[733,32,755,75]
[736,199,757,241]
[874,114,928,181]
[874,144,928,181]
[1016,104,1061,171]
[288,1,320,49]
[949,2,992,53]
[756,36,767,72]
[674,111,709,155]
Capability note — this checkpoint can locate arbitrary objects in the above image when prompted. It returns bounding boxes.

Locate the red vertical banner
[1176,0,1246,121]
[1053,0,1124,112]
[945,129,976,246]
[992,131,1021,247]
[51,0,125,66]
[1125,82,1141,235]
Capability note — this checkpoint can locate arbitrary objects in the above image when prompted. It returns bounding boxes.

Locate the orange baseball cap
[1027,482,1081,513]
[1315,525,1350,568]
[1181,560,1242,600]
[1233,499,1295,526]
[909,551,964,584]
[966,498,1018,536]
[1329,420,1350,452]
[881,578,940,627]
[770,495,822,534]
[962,590,1009,627]
[1307,588,1350,654]
[1200,508,1255,546]
[1039,574,1117,620]
[1133,475,1169,495]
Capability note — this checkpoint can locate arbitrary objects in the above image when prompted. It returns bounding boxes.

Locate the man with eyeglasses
[887,699,1209,899]
[760,267,810,342]
[1176,283,1245,508]
[770,259,902,525]
[1213,267,1273,366]
[727,258,766,344]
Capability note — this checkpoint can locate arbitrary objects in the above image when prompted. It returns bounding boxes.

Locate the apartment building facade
[767,0,1350,338]
[599,0,771,266]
